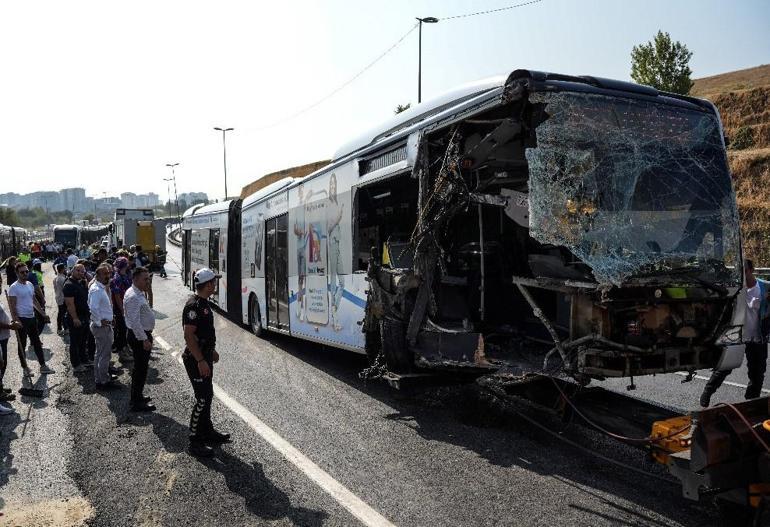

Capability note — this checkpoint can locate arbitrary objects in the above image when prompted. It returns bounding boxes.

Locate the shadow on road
[0,412,22,485]
[257,331,716,526]
[149,412,329,526]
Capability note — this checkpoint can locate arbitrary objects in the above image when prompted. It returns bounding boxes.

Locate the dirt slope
[693,65,770,262]
[691,64,770,98]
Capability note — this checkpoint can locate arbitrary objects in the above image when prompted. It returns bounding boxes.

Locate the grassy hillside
[691,64,770,98]
[692,65,770,263]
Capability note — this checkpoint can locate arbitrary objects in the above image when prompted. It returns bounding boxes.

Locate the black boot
[204,430,232,444]
[188,440,214,458]
[130,401,156,412]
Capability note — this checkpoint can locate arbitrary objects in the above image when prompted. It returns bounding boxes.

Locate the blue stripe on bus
[341,289,367,308]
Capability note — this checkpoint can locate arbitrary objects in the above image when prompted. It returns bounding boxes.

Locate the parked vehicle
[53,224,80,250]
[0,224,27,260]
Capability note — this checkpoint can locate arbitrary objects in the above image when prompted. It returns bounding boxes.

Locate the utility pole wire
[442,0,544,20]
[245,22,419,132]
[243,0,545,133]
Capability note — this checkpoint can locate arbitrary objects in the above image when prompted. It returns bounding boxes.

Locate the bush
[731,126,754,150]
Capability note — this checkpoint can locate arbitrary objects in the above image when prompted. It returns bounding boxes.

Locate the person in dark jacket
[183,268,230,457]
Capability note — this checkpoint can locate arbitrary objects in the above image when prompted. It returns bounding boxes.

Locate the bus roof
[191,199,235,217]
[181,203,205,219]
[332,75,506,162]
[242,177,295,210]
[53,224,80,230]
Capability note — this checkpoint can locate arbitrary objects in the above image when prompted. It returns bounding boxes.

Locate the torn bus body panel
[363,71,742,383]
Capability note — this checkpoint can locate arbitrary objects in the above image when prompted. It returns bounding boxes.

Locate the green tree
[0,207,19,225]
[394,103,411,114]
[630,31,693,95]
[11,207,73,228]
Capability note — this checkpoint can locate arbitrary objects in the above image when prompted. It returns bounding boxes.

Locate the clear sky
[1,0,768,203]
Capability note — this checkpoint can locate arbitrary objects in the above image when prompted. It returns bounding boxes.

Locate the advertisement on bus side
[288,164,365,349]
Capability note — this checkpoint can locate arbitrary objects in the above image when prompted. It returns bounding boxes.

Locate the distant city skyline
[0,187,208,214]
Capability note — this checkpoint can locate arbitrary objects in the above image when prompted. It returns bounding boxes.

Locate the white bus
[183,68,743,382]
[181,200,242,320]
[53,224,81,250]
[0,224,27,260]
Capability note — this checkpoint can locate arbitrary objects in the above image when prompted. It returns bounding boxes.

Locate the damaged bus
[186,69,744,384]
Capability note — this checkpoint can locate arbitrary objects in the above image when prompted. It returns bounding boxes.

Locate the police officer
[183,268,231,457]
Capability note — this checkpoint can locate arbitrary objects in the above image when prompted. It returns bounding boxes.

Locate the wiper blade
[630,265,698,279]
[629,267,729,296]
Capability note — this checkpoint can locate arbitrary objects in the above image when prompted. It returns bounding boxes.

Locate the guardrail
[166,224,182,247]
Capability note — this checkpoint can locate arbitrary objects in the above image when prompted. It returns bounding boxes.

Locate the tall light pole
[213,127,234,200]
[162,177,173,215]
[165,162,181,226]
[416,17,438,104]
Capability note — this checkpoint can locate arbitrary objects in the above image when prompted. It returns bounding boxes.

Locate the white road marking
[674,371,770,393]
[154,336,171,351]
[169,351,395,527]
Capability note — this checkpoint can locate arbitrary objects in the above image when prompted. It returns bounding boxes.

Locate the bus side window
[355,173,418,271]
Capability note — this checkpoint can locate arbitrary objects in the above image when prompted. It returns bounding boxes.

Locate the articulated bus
[53,224,81,249]
[183,68,743,383]
[80,224,111,246]
[0,224,28,260]
[181,200,242,320]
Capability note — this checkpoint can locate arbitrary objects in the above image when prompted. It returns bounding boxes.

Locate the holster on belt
[185,338,214,362]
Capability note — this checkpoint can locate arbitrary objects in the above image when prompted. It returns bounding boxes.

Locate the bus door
[209,229,220,304]
[265,214,289,330]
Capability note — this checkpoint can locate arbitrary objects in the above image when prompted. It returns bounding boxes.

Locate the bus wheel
[249,296,263,338]
[380,316,413,373]
[364,329,381,364]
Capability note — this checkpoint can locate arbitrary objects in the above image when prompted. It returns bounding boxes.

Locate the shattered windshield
[525,91,741,287]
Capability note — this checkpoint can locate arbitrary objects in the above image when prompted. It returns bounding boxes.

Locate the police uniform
[182,293,216,442]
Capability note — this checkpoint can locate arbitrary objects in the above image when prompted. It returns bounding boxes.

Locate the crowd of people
[0,243,163,407]
[0,240,227,457]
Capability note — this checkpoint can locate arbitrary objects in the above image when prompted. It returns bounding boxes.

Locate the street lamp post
[416,17,439,104]
[162,177,173,215]
[213,127,234,200]
[165,162,181,227]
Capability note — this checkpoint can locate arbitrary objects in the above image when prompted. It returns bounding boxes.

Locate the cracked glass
[525,91,741,287]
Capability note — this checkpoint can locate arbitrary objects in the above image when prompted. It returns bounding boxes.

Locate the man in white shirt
[124,266,156,411]
[8,262,55,375]
[89,264,116,389]
[701,259,769,406]
[53,263,68,335]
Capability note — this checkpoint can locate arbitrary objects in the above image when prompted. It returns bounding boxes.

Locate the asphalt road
[1,247,766,526]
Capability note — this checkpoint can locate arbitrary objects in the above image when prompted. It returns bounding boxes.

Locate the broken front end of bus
[362,71,744,384]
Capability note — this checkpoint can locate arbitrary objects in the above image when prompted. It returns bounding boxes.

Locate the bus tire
[380,316,413,373]
[249,295,263,338]
[364,328,381,363]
